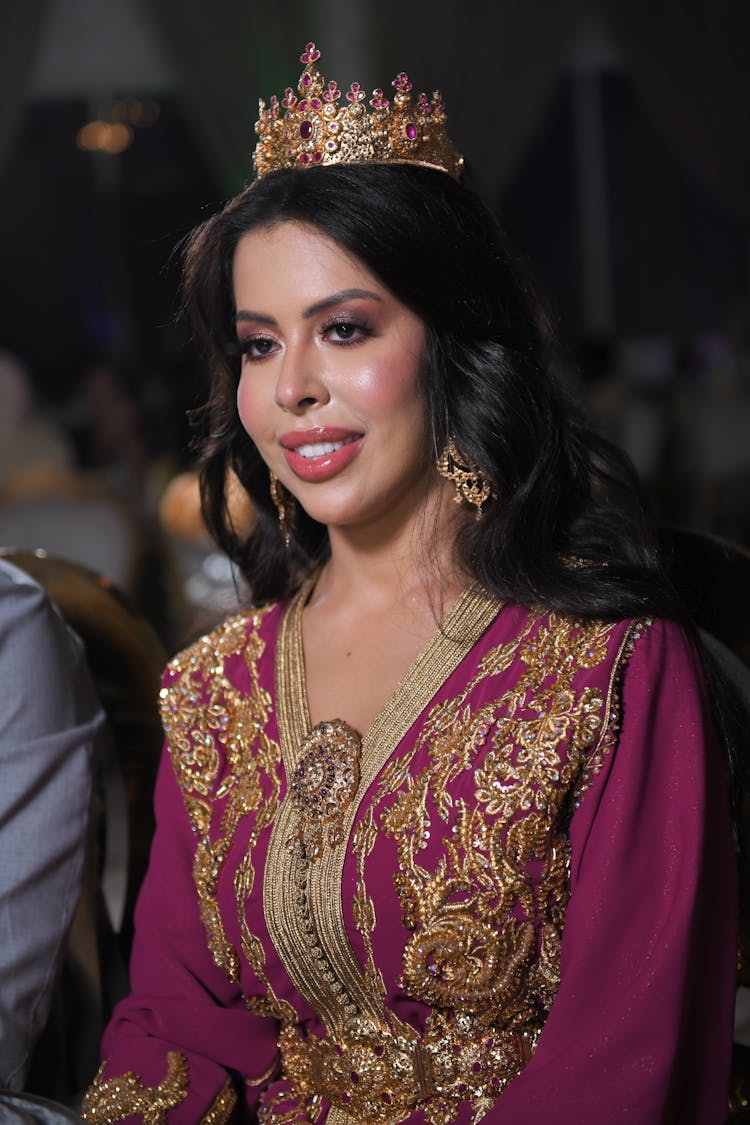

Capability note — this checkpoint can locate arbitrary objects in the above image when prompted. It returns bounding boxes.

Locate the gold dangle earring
[436,437,494,519]
[269,472,294,547]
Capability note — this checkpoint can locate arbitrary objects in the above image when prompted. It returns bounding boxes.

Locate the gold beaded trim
[201,1079,239,1124]
[81,1051,188,1124]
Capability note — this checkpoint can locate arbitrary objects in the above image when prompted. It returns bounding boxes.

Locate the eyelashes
[233,315,374,362]
[239,336,277,359]
[319,315,373,345]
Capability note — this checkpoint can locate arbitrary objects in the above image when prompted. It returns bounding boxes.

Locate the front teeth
[296,437,356,459]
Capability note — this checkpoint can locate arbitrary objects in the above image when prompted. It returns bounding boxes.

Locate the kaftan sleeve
[81,747,280,1125]
[485,618,737,1124]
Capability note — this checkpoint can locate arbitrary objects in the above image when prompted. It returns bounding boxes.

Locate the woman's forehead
[232,221,389,312]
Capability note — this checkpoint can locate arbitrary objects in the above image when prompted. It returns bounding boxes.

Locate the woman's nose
[274,345,330,412]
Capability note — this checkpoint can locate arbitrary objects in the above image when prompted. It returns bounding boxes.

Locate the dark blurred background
[1,0,749,651]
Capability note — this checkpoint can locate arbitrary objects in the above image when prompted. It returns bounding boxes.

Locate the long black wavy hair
[183,162,680,619]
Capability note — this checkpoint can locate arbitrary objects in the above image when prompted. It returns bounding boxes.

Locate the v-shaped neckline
[275,575,503,765]
[267,575,504,1043]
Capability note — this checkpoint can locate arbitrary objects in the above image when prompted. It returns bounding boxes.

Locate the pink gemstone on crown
[300,43,320,64]
[393,72,412,94]
[310,98,322,110]
[404,122,417,140]
[347,82,365,103]
[282,88,297,110]
[301,72,312,88]
[311,151,323,164]
[370,88,389,110]
[417,93,431,114]
[298,152,311,164]
[324,80,341,103]
[300,120,313,139]
[298,99,309,112]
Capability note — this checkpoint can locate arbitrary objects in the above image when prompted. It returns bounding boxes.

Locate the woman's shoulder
[161,600,285,690]
[158,601,286,801]
[489,599,652,661]
[484,600,700,699]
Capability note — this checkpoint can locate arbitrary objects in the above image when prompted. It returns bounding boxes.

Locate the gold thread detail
[81,1051,188,1124]
[201,1079,239,1124]
[160,610,275,983]
[572,616,652,805]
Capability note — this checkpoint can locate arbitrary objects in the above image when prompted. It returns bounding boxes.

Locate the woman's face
[233,220,436,535]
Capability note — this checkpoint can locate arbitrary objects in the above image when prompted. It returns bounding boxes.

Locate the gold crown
[253,43,463,182]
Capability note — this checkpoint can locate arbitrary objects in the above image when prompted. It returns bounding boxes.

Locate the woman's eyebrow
[235,310,276,326]
[303,289,383,318]
[234,288,383,327]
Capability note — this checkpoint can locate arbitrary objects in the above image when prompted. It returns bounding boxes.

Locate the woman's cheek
[347,365,417,415]
[236,374,260,441]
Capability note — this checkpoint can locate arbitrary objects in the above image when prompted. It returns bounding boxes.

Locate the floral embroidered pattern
[160,608,287,1014]
[81,1052,188,1124]
[345,613,648,1123]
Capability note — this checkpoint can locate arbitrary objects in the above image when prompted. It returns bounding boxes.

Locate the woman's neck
[309,480,467,617]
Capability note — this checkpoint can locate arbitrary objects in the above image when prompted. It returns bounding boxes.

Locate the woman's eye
[240,336,278,360]
[323,320,369,345]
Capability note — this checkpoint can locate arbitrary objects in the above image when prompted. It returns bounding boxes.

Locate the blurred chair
[658,527,750,1120]
[0,474,146,601]
[0,549,166,1105]
[0,1089,85,1123]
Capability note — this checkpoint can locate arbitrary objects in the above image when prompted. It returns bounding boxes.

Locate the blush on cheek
[350,366,421,413]
[236,379,256,439]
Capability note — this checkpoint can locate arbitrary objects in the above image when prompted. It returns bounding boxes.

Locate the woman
[82,44,737,1125]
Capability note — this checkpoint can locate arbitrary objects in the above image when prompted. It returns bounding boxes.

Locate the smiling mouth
[281,431,364,482]
[295,436,360,460]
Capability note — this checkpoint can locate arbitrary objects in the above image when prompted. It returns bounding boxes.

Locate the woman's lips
[280,428,364,482]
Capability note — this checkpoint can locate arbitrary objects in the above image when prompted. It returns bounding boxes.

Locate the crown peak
[300,43,320,65]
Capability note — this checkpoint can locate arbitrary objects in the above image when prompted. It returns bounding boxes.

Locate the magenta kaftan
[82,584,737,1125]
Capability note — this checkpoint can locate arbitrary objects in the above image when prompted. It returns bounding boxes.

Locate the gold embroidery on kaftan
[380,617,630,1013]
[81,1051,188,1124]
[160,607,289,1021]
[572,617,652,803]
[201,1079,239,1124]
[346,614,650,1124]
[259,1086,322,1125]
[158,594,649,1125]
